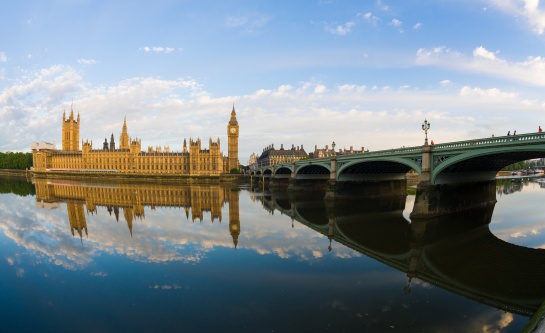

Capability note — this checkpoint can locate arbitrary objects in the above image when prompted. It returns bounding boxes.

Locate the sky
[1,0,545,163]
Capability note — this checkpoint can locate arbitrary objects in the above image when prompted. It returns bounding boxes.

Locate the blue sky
[1,0,545,162]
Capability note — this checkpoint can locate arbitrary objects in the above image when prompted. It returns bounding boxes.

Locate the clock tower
[227,104,239,172]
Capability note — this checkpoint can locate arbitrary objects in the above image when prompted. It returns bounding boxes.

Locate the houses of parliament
[31,105,240,176]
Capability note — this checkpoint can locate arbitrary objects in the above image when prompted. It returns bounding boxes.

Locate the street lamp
[332,141,336,156]
[422,119,430,145]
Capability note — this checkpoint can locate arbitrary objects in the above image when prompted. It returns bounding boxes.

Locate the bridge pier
[287,178,329,192]
[324,179,408,200]
[269,177,290,190]
[417,144,431,189]
[410,180,497,218]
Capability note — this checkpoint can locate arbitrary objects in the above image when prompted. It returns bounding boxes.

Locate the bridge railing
[432,132,545,151]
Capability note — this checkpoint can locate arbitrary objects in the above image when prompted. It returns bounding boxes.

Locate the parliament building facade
[31,106,240,176]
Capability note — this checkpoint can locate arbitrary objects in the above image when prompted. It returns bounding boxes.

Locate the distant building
[247,152,258,171]
[257,144,307,167]
[312,145,366,158]
[31,105,239,176]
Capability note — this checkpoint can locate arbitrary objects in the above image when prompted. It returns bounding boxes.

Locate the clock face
[230,127,237,134]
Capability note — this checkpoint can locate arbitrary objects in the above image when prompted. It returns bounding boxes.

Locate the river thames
[0,175,544,332]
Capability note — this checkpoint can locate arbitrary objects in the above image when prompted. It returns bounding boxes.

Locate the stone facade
[32,106,239,176]
[257,143,307,167]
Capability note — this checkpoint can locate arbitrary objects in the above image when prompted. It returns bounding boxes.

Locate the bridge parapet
[433,132,545,151]
[337,146,421,159]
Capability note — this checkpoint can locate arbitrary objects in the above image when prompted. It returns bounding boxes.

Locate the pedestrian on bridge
[507,131,511,136]
[514,130,517,135]
[539,126,542,132]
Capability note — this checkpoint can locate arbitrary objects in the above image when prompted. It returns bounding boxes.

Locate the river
[0,175,544,332]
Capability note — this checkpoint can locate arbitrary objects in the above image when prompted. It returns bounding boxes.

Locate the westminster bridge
[250,132,545,201]
[253,190,545,317]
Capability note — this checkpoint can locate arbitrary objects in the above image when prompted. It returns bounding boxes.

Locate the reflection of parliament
[31,105,240,175]
[35,179,241,248]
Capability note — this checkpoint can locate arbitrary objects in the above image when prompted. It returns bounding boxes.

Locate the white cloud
[338,84,366,93]
[141,46,175,54]
[413,22,422,30]
[376,0,389,11]
[487,0,545,34]
[325,21,355,36]
[473,46,497,60]
[459,86,518,99]
[2,63,545,156]
[77,59,97,65]
[390,18,402,27]
[389,18,404,32]
[440,80,452,86]
[359,12,380,25]
[416,45,545,86]
[0,51,6,63]
[314,84,327,93]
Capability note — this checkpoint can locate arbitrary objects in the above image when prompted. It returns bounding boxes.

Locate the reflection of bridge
[33,179,241,246]
[255,191,545,316]
[251,133,545,195]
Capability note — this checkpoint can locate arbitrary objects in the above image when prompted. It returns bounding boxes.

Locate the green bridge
[250,132,545,196]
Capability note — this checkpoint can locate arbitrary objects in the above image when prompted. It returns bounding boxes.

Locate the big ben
[227,104,239,172]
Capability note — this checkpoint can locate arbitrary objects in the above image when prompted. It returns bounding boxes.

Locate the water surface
[1,176,544,332]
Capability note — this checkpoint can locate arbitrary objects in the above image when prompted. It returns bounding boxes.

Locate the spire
[122,116,127,132]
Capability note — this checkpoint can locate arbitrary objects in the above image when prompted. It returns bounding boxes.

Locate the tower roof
[229,104,238,125]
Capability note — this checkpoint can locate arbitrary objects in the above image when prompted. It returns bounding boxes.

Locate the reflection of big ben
[229,189,240,248]
[227,105,239,172]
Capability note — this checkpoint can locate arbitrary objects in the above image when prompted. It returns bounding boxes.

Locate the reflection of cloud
[0,190,360,271]
[16,268,25,277]
[481,312,514,333]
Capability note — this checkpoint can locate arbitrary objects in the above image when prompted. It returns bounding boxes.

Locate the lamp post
[332,141,336,156]
[422,119,430,145]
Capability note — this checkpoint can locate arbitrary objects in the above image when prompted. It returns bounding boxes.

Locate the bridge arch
[432,145,545,184]
[295,163,330,179]
[337,157,421,181]
[274,166,292,178]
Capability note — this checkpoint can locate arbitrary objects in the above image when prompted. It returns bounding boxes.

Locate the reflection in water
[258,189,545,317]
[33,178,240,246]
[496,176,545,195]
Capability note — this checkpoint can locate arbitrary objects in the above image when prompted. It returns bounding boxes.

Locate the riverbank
[22,170,250,185]
[0,169,32,177]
